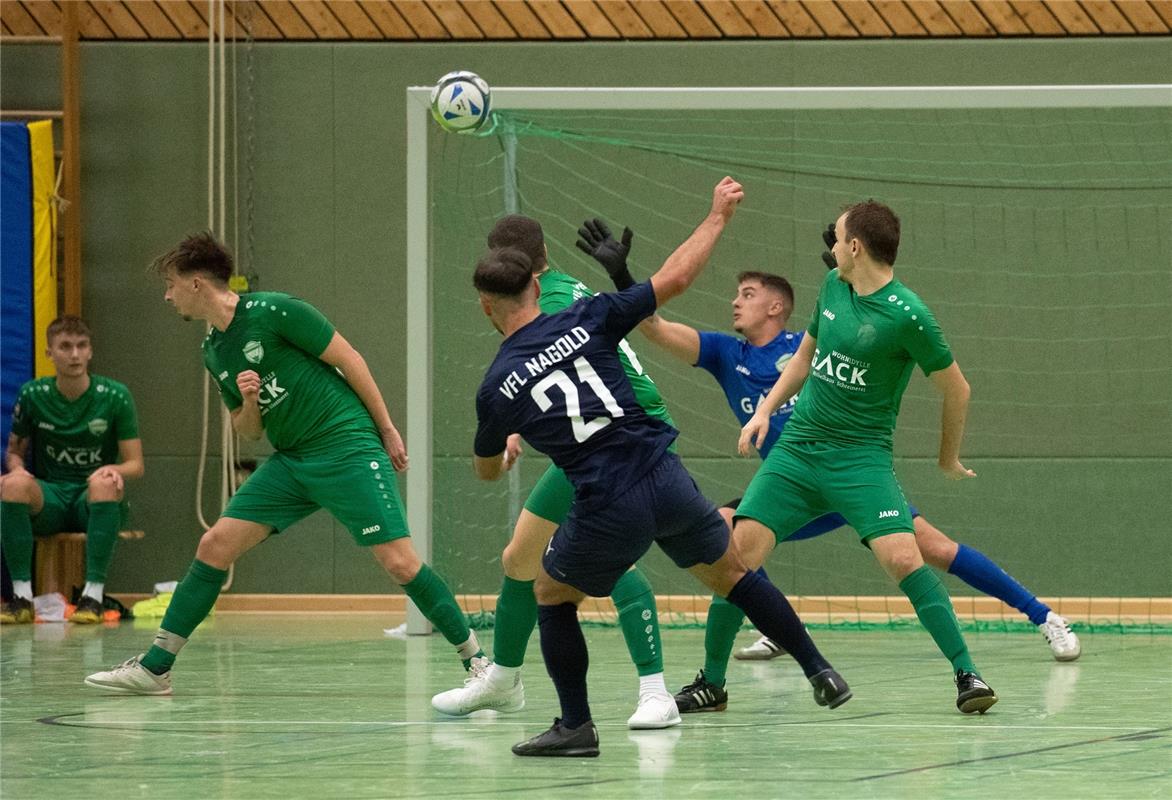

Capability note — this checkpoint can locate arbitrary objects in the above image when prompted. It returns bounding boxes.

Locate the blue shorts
[721,497,920,542]
[544,453,730,597]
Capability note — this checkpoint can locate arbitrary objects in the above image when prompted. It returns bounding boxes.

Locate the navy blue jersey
[475,281,678,508]
[695,329,805,459]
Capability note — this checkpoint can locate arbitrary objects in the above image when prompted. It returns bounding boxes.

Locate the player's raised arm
[577,217,701,363]
[738,333,816,456]
[930,361,976,480]
[650,177,743,307]
[639,315,701,365]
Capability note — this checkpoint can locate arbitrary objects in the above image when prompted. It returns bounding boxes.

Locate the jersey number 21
[531,356,625,443]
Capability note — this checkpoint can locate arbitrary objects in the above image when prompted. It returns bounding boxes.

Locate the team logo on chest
[243,340,265,364]
[775,353,792,372]
[88,418,108,436]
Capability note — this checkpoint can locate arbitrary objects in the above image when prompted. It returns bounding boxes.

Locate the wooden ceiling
[2,1,1169,40]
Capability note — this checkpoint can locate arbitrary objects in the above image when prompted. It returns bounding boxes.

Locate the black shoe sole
[817,689,852,709]
[512,746,600,757]
[958,694,998,714]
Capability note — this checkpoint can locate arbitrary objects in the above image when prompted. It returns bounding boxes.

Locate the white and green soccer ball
[430,71,491,134]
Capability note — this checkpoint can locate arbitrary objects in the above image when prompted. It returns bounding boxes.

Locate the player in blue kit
[576,220,1081,714]
[472,178,850,758]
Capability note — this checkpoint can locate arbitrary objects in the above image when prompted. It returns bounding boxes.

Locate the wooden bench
[33,530,145,596]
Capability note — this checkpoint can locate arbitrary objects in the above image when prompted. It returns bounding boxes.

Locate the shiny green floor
[2,615,1169,799]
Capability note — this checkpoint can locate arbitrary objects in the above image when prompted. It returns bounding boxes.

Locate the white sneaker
[84,656,173,696]
[733,635,788,661]
[1039,612,1081,662]
[627,691,681,729]
[431,658,524,716]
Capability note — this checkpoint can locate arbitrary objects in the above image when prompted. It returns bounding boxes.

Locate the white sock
[456,631,482,663]
[12,580,33,601]
[83,582,104,602]
[639,672,668,697]
[488,663,521,687]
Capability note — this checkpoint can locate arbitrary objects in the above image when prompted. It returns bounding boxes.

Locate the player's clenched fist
[711,176,744,222]
[236,370,261,402]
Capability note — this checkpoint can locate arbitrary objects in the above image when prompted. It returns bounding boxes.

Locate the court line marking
[853,726,1172,781]
[38,712,1162,734]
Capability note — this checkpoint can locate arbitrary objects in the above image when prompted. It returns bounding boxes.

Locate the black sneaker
[674,670,728,713]
[70,596,104,624]
[512,718,599,757]
[0,597,34,625]
[810,668,852,709]
[955,670,998,714]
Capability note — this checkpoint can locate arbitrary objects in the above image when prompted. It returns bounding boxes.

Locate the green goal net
[412,87,1171,633]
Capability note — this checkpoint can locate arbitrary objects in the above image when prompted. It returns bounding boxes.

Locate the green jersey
[538,269,671,422]
[10,375,139,483]
[202,292,376,455]
[782,270,953,451]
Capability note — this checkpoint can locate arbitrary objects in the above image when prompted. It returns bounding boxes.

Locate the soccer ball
[430,71,491,134]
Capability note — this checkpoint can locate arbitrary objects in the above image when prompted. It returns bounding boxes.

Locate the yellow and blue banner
[2,120,59,447]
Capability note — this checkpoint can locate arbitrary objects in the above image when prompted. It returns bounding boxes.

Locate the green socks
[492,576,537,668]
[612,568,663,677]
[403,563,478,657]
[702,594,746,687]
[84,502,121,583]
[0,502,34,582]
[900,565,977,675]
[141,559,227,674]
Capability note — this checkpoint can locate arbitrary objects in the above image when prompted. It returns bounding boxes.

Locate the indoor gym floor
[1,614,1169,799]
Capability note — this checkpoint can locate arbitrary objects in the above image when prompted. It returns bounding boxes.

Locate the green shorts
[736,440,913,544]
[523,463,576,522]
[523,409,678,524]
[223,443,408,546]
[32,480,130,536]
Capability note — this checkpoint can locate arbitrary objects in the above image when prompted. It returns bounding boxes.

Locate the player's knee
[372,541,422,584]
[534,574,578,606]
[917,536,958,570]
[731,520,774,569]
[195,528,231,566]
[501,539,541,580]
[86,473,123,502]
[876,540,922,580]
[912,519,958,569]
[0,472,38,503]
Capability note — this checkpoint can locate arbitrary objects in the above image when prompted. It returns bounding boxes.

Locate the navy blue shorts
[544,453,730,597]
[721,497,920,541]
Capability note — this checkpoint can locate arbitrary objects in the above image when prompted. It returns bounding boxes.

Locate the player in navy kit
[575,220,1080,714]
[472,178,850,758]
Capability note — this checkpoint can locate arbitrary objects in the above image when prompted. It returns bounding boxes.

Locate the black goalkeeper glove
[820,222,837,270]
[575,218,635,290]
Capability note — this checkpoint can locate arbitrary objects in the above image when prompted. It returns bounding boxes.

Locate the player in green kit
[1,316,144,624]
[85,232,480,695]
[736,201,998,714]
[430,215,680,729]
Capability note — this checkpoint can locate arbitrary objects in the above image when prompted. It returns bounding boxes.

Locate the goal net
[407,85,1172,634]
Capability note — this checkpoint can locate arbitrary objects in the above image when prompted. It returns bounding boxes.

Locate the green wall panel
[1,38,1167,597]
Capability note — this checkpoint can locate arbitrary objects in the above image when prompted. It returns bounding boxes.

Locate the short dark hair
[486,215,546,273]
[843,200,900,266]
[151,231,234,284]
[473,247,534,297]
[737,271,794,313]
[46,315,91,346]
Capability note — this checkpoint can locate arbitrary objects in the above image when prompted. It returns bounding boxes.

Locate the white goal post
[402,83,1171,634]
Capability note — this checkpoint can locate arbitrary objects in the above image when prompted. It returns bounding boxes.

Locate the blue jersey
[695,329,805,459]
[475,281,678,509]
